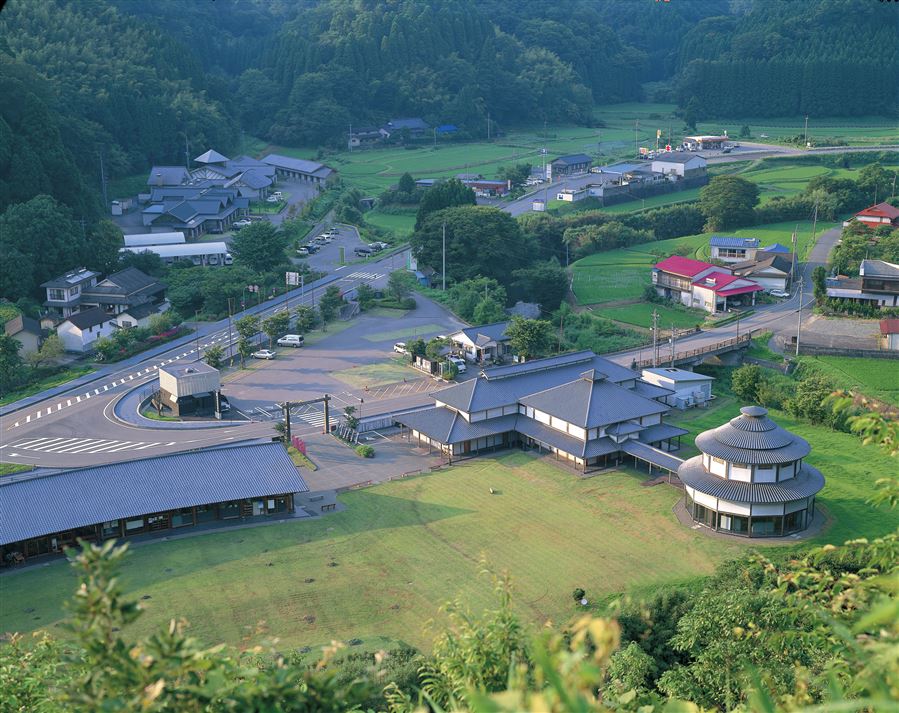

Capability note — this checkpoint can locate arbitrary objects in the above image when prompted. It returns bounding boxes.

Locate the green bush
[355,444,375,458]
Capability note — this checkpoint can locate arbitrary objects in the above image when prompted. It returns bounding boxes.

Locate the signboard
[639,147,649,155]
[285,271,301,286]
[665,144,672,152]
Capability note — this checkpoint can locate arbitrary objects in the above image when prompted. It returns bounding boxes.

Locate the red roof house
[854,202,899,227]
[653,255,717,278]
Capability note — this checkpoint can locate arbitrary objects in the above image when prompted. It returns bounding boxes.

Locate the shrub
[572,587,586,602]
[355,444,375,458]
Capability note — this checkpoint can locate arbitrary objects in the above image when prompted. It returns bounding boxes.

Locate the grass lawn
[0,365,94,406]
[671,390,899,545]
[745,331,783,362]
[596,302,706,330]
[361,323,447,343]
[332,358,417,388]
[798,356,899,406]
[596,187,704,215]
[571,264,651,305]
[0,453,746,650]
[250,198,287,214]
[0,463,33,476]
[364,209,416,238]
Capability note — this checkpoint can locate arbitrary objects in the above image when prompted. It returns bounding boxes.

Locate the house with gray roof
[396,350,688,473]
[448,321,512,363]
[261,154,335,184]
[825,259,899,308]
[79,267,168,317]
[56,307,117,352]
[41,268,100,318]
[679,406,824,537]
[141,185,249,238]
[0,442,308,563]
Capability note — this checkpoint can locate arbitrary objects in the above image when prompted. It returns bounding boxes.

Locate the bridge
[630,332,754,370]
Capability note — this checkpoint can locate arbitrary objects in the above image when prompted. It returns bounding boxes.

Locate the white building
[678,406,824,537]
[641,368,714,409]
[650,153,707,178]
[57,307,117,353]
[122,232,186,247]
[557,188,587,202]
[158,362,221,416]
[120,242,231,267]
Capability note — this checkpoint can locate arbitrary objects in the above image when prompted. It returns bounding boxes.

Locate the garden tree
[441,359,458,380]
[812,265,827,302]
[318,285,344,328]
[355,283,376,309]
[415,179,476,229]
[603,642,656,700]
[0,334,24,394]
[229,222,288,273]
[473,297,507,325]
[203,344,225,370]
[407,338,426,358]
[261,311,290,347]
[234,315,260,367]
[92,336,117,363]
[397,172,416,195]
[563,221,652,259]
[342,405,359,430]
[730,363,762,403]
[425,337,448,361]
[199,266,255,317]
[506,316,553,361]
[497,163,532,189]
[413,206,533,285]
[147,312,174,336]
[856,163,897,203]
[116,250,166,278]
[786,369,843,428]
[164,266,206,317]
[88,219,125,275]
[387,270,417,301]
[509,258,568,311]
[616,588,693,678]
[0,194,86,299]
[739,124,751,138]
[699,175,760,231]
[26,333,64,368]
[294,305,316,333]
[236,337,254,368]
[447,278,508,323]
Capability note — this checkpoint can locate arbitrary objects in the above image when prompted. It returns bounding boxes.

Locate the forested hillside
[676,0,899,117]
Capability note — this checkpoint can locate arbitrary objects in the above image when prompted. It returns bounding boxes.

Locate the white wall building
[678,406,824,537]
[120,242,231,267]
[122,232,186,247]
[641,368,714,409]
[57,307,117,353]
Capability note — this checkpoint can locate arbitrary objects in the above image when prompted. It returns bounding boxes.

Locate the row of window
[687,495,811,537]
[704,454,798,483]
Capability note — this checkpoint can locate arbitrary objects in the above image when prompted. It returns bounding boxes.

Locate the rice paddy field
[798,356,899,406]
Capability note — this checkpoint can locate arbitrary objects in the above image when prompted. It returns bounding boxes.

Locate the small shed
[157,362,221,416]
[880,319,899,350]
[641,367,714,409]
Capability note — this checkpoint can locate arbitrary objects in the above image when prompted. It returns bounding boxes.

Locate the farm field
[364,209,416,237]
[798,356,899,406]
[598,302,706,330]
[3,401,896,650]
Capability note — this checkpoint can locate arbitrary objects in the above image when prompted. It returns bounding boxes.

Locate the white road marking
[76,396,81,402]
[25,415,31,423]
[133,442,161,450]
[56,439,118,454]
[39,438,88,452]
[66,399,72,406]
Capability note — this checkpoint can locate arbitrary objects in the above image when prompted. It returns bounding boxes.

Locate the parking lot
[221,294,466,428]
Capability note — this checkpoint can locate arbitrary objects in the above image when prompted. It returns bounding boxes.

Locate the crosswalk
[0,436,176,456]
[290,406,326,427]
[5,332,233,430]
[341,271,381,282]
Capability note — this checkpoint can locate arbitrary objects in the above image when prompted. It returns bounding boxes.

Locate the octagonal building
[678,406,824,537]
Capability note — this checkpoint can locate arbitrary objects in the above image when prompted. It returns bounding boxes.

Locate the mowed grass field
[1,453,745,650]
[670,389,899,545]
[799,356,899,406]
[598,302,706,330]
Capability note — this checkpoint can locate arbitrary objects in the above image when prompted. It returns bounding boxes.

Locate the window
[124,517,145,532]
[195,504,216,522]
[101,520,120,538]
[48,288,65,301]
[220,501,240,519]
[783,509,805,533]
[751,516,779,537]
[171,508,194,527]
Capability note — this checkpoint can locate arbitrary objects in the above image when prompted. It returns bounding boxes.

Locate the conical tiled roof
[694,406,811,464]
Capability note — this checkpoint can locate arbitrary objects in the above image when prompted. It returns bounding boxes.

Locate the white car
[768,289,790,298]
[296,247,309,256]
[393,342,408,354]
[266,195,280,203]
[232,219,252,229]
[447,356,467,373]
[252,349,276,360]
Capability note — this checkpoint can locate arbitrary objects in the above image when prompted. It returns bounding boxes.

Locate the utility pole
[795,277,804,357]
[810,202,819,262]
[348,123,352,151]
[558,311,565,354]
[441,222,447,291]
[487,112,491,141]
[803,115,809,145]
[651,308,659,367]
[634,119,639,158]
[891,173,897,199]
[195,310,202,361]
[669,323,676,366]
[281,401,292,443]
[99,151,108,209]
[184,135,190,171]
[790,224,798,284]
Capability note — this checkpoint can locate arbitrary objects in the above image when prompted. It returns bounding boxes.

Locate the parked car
[324,228,338,237]
[232,219,252,229]
[372,241,389,250]
[306,243,320,254]
[721,147,733,154]
[277,334,304,347]
[447,356,467,373]
[367,242,384,252]
[296,247,309,256]
[252,349,276,360]
[223,253,233,265]
[266,195,280,203]
[355,246,373,257]
[393,342,408,354]
[768,289,790,298]
[272,191,283,199]
[218,394,231,412]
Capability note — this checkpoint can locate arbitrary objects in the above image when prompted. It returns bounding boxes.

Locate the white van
[276,334,304,347]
